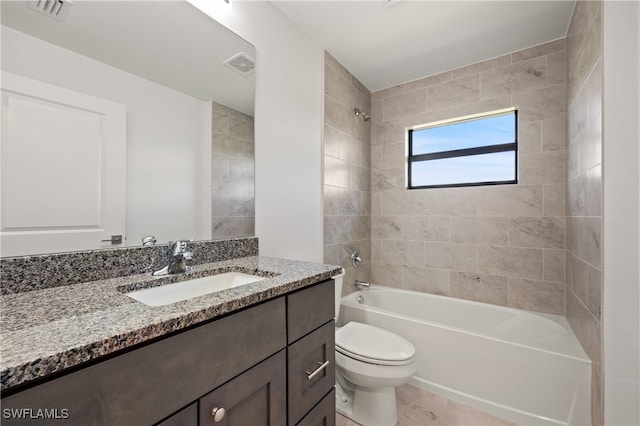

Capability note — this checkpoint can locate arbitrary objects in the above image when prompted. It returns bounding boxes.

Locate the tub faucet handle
[355,280,370,290]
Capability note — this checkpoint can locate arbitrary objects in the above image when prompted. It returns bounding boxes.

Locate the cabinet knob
[211,407,226,422]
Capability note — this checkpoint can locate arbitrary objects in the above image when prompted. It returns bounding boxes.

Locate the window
[407,108,518,189]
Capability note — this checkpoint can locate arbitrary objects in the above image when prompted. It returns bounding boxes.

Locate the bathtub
[339,286,591,426]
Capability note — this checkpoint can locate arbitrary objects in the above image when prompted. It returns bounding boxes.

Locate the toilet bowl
[332,271,417,426]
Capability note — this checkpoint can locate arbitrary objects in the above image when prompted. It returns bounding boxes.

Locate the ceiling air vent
[223,52,255,76]
[27,0,73,22]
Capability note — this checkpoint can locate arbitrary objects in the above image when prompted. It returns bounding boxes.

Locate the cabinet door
[156,403,197,426]
[199,350,286,426]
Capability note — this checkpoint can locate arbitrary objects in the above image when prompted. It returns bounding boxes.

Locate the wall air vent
[27,0,73,22]
[223,52,255,76]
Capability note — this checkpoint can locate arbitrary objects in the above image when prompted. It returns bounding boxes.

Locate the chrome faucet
[152,240,193,276]
[354,280,370,289]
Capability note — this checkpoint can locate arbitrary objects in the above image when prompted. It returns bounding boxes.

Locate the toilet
[332,271,417,426]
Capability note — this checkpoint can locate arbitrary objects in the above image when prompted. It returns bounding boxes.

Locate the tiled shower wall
[323,52,372,294]
[211,102,255,239]
[565,1,603,424]
[369,40,567,315]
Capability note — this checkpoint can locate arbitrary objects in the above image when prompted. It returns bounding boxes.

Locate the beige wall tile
[371,262,403,287]
[450,272,508,306]
[427,75,480,110]
[547,50,567,85]
[591,367,603,426]
[513,84,565,121]
[586,165,602,216]
[351,216,370,241]
[519,150,566,185]
[324,125,340,158]
[478,246,543,279]
[543,248,565,283]
[371,168,404,191]
[405,70,452,90]
[372,216,403,240]
[566,216,602,268]
[402,266,450,296]
[424,242,476,272]
[371,84,404,102]
[508,278,565,314]
[366,40,567,318]
[480,56,547,99]
[543,183,566,217]
[448,96,513,120]
[325,215,351,245]
[403,216,450,242]
[381,240,425,267]
[371,120,406,146]
[350,164,371,191]
[383,89,427,121]
[509,217,565,249]
[541,117,567,151]
[519,121,542,153]
[450,217,508,245]
[567,289,601,371]
[324,155,350,188]
[381,142,405,169]
[580,111,602,174]
[512,38,565,62]
[450,54,511,79]
[477,185,543,216]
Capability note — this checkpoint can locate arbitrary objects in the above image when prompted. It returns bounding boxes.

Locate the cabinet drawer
[296,388,335,426]
[199,350,286,426]
[287,280,334,343]
[287,321,335,425]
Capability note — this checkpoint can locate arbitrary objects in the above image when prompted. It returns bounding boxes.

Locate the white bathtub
[339,286,591,426]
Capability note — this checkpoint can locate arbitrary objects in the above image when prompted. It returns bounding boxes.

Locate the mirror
[1,0,255,257]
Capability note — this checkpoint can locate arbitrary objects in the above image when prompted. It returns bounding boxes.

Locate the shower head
[354,108,371,122]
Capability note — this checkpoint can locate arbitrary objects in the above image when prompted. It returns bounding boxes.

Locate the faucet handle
[170,239,193,255]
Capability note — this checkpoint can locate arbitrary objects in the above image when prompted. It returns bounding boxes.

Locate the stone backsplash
[0,237,258,295]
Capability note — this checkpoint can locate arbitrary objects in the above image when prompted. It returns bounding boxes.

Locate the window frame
[407,108,519,190]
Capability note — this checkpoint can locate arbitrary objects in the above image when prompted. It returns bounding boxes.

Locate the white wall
[189,0,325,263]
[1,26,212,247]
[603,1,640,424]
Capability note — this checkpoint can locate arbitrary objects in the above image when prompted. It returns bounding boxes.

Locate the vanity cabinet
[1,280,335,426]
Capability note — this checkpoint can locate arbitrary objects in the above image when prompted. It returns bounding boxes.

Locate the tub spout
[354,280,370,289]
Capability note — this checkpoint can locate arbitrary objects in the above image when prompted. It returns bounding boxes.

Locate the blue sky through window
[412,113,515,155]
[409,110,517,188]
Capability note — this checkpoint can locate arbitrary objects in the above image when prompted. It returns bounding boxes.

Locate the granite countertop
[0,256,342,392]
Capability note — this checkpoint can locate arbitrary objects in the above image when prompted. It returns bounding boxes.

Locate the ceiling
[271,0,576,92]
[1,0,256,115]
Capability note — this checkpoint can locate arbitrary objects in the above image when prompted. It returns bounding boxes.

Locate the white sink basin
[126,272,266,306]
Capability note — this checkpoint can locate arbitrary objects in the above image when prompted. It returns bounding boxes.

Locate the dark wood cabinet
[2,280,336,426]
[199,350,286,426]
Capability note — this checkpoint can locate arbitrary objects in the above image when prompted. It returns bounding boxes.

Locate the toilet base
[335,380,399,426]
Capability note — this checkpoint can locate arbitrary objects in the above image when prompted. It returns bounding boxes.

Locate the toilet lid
[335,322,415,365]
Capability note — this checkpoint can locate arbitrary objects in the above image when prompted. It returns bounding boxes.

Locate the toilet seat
[335,322,415,366]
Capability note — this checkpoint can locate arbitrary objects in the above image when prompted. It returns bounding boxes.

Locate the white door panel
[1,72,126,256]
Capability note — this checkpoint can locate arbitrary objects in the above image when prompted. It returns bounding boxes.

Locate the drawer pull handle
[211,407,226,422]
[305,360,330,380]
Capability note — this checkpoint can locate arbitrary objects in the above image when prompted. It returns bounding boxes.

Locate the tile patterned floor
[336,384,518,426]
